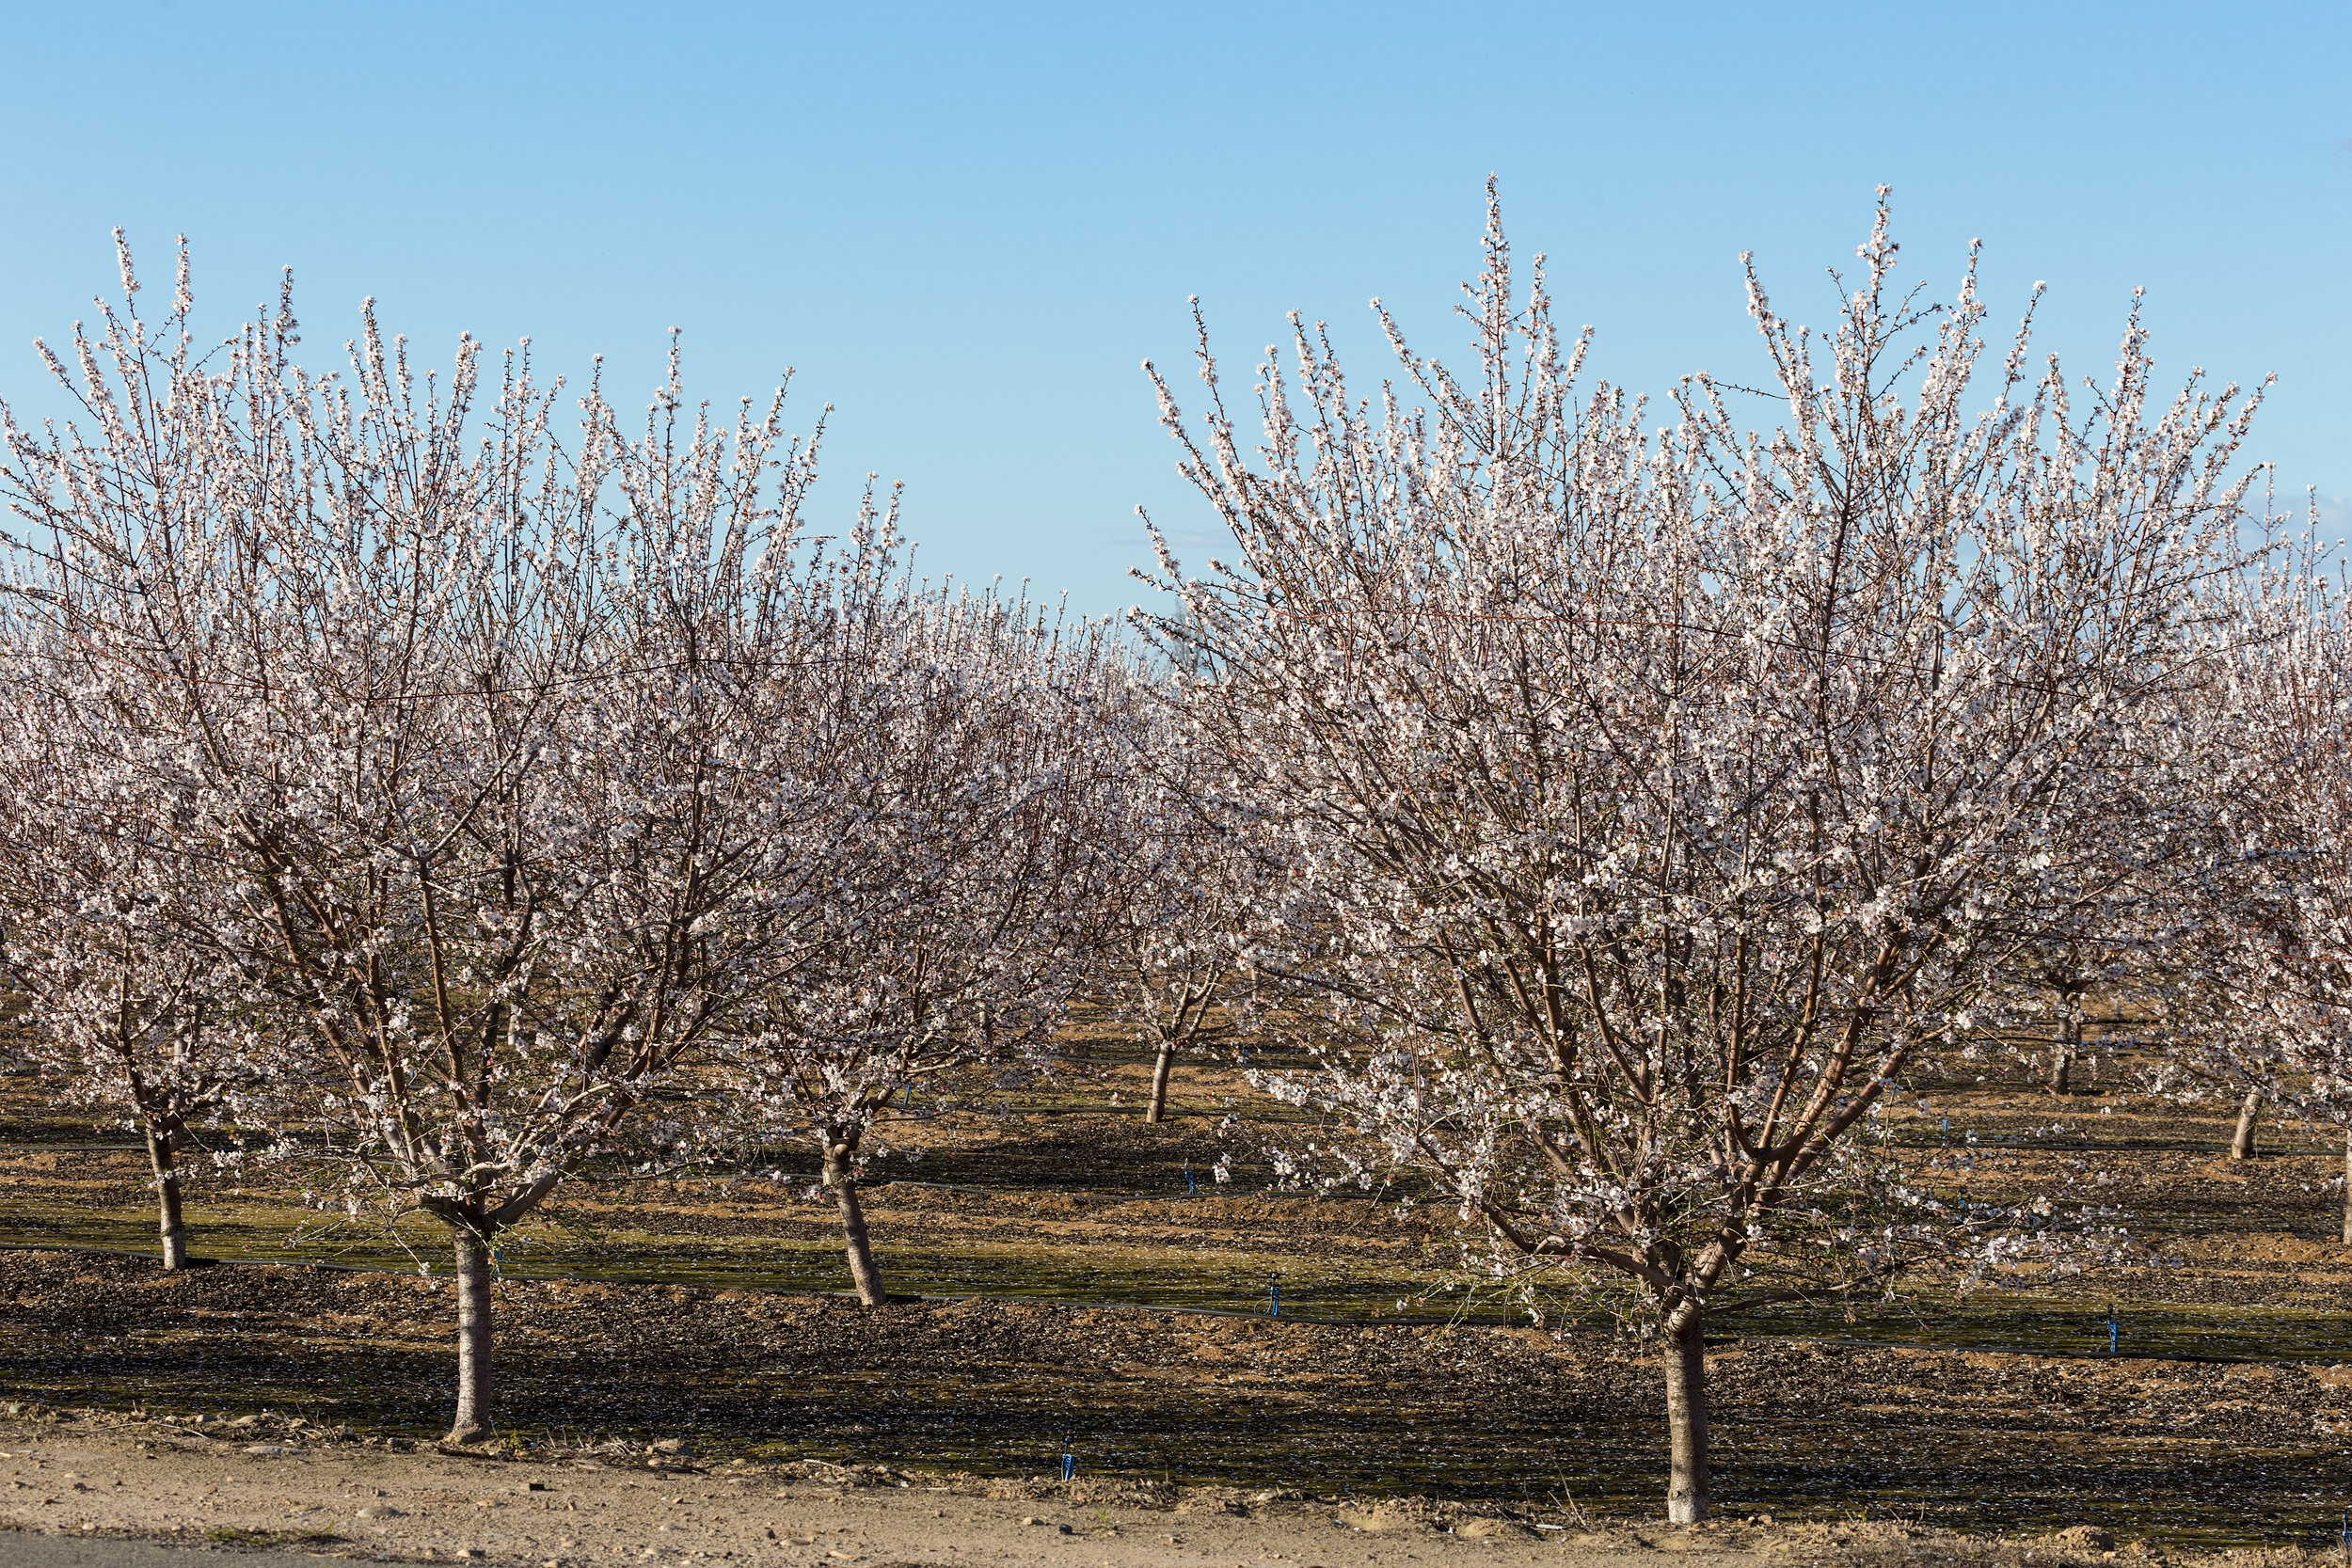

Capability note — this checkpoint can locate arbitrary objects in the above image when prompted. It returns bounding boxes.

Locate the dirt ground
[8,1028,2352,1551]
[4,1249,2349,1554]
[0,1405,2282,1568]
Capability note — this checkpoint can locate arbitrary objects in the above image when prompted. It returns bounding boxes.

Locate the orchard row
[2,197,2341,1521]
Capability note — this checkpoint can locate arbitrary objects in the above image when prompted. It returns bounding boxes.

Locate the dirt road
[0,1416,2157,1568]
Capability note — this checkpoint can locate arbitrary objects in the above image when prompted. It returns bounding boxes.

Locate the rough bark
[2342,1129,2351,1247]
[449,1226,496,1444]
[2048,1012,2079,1097]
[415,1178,556,1447]
[1145,1043,1176,1125]
[144,1122,189,1271]
[1663,1306,1709,1525]
[2232,1087,2261,1161]
[824,1135,887,1306]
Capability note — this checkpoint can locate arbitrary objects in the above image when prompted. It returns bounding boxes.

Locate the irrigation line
[671,1174,1383,1204]
[0,1240,1291,1322]
[1,1240,2327,1365]
[0,1144,146,1152]
[874,1177,1381,1203]
[0,1154,1379,1204]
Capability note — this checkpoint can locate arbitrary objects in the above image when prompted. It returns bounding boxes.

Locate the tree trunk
[449,1226,496,1444]
[144,1123,189,1271]
[2048,1014,2078,1097]
[1145,1043,1175,1125]
[824,1136,887,1306]
[2342,1128,2351,1247]
[1663,1306,1709,1525]
[2231,1087,2261,1161]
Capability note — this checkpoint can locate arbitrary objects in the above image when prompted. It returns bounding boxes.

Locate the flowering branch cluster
[2133,531,2352,1218]
[1134,186,2267,1521]
[0,237,1117,1433]
[0,198,2300,1513]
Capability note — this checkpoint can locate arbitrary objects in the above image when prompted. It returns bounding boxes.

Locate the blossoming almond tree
[1139,190,2265,1522]
[3,290,611,1441]
[535,341,877,1189]
[0,247,869,1441]
[1977,762,2186,1100]
[1090,693,1262,1124]
[0,646,271,1269]
[0,239,279,1270]
[2142,534,2352,1228]
[717,578,1122,1304]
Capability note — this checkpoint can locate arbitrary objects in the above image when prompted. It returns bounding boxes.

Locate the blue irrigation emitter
[1060,1449,1075,1482]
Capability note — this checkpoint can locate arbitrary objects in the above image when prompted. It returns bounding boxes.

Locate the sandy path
[0,1419,1797,1568]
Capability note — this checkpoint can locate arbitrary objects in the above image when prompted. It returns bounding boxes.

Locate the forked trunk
[1663,1306,1709,1525]
[449,1226,496,1444]
[1145,1043,1175,1124]
[2231,1088,2261,1161]
[144,1123,189,1271]
[825,1137,887,1306]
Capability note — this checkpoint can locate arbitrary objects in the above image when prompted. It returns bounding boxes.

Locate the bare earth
[12,1048,2352,1554]
[1,1413,1724,1566]
[0,1415,2235,1568]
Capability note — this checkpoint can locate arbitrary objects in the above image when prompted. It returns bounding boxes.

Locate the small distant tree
[718,581,1120,1304]
[1140,190,2264,1522]
[1979,774,2179,1100]
[0,698,267,1270]
[2146,535,2352,1221]
[0,242,273,1270]
[1091,695,1260,1123]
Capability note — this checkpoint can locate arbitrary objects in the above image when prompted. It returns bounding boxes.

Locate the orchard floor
[7,1034,2352,1551]
[3,1248,2349,1557]
[0,1410,2272,1568]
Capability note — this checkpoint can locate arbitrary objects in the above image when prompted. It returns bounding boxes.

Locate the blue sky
[1,1,2343,613]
